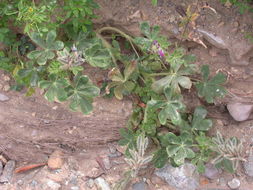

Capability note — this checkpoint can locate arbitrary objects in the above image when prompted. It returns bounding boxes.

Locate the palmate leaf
[17,61,45,87]
[155,87,185,125]
[107,62,137,100]
[151,51,196,93]
[65,74,100,114]
[134,22,169,51]
[84,43,112,68]
[196,65,227,103]
[159,132,195,166]
[28,31,64,65]
[39,74,69,102]
[152,148,168,168]
[192,106,213,131]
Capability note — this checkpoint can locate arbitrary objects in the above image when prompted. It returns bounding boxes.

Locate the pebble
[3,84,10,92]
[48,150,64,170]
[95,177,111,190]
[227,178,240,189]
[3,75,10,81]
[46,179,61,190]
[102,156,111,170]
[86,179,94,188]
[70,186,79,190]
[0,160,15,183]
[0,93,9,102]
[227,102,253,121]
[243,148,253,177]
[132,181,149,190]
[204,163,222,180]
[155,163,199,190]
[0,161,3,176]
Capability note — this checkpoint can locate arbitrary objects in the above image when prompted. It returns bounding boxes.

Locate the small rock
[218,177,227,187]
[95,177,111,190]
[108,152,122,158]
[0,160,15,183]
[102,156,111,170]
[3,75,10,82]
[233,22,239,28]
[70,186,79,190]
[243,148,253,177]
[108,144,117,154]
[0,93,9,102]
[204,163,222,180]
[227,102,253,121]
[227,178,240,189]
[86,179,94,188]
[30,180,38,187]
[155,163,199,190]
[48,150,64,170]
[46,179,61,190]
[3,84,10,92]
[132,181,149,190]
[0,161,3,176]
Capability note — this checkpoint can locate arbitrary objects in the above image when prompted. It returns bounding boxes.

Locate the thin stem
[96,33,117,67]
[97,27,143,58]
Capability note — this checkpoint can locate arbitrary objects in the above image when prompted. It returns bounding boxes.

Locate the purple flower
[158,49,165,57]
[153,40,158,45]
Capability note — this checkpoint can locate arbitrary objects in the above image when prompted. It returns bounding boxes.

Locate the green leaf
[151,0,158,6]
[196,65,227,103]
[152,148,168,168]
[39,75,69,102]
[28,31,64,65]
[192,106,213,131]
[140,22,151,38]
[65,74,100,114]
[157,87,185,125]
[17,61,45,87]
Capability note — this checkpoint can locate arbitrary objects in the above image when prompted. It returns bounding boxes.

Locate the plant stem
[97,26,143,58]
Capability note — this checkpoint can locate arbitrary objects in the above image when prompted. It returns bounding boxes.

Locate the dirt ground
[1,0,253,189]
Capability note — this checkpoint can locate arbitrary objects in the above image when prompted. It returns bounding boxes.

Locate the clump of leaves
[28,30,64,65]
[106,61,138,100]
[114,134,153,189]
[196,65,227,103]
[212,131,246,173]
[65,74,100,114]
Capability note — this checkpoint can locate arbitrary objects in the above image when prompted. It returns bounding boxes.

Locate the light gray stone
[227,102,253,121]
[0,93,9,102]
[155,163,199,190]
[243,149,253,177]
[204,163,222,180]
[95,177,111,190]
[46,179,61,190]
[0,160,15,183]
[227,178,240,189]
[132,181,149,190]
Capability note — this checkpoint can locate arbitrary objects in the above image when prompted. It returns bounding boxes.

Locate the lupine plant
[0,0,241,185]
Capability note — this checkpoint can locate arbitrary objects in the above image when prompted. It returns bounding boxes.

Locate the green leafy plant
[28,30,64,65]
[64,74,100,114]
[17,0,50,33]
[211,131,246,173]
[196,65,227,103]
[61,0,99,32]
[150,87,185,126]
[106,61,138,100]
[160,132,195,166]
[39,74,69,102]
[114,134,153,189]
